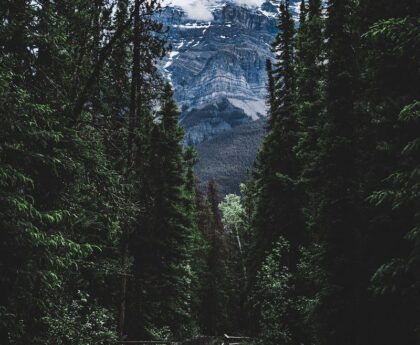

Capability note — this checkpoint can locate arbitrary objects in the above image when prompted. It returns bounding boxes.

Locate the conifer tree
[200,180,231,335]
[183,147,208,333]
[133,84,197,339]
[251,0,304,279]
[246,1,420,344]
[113,0,165,338]
[295,0,324,189]
[359,5,420,342]
[0,1,134,342]
[248,3,308,342]
[0,1,166,343]
[312,1,365,343]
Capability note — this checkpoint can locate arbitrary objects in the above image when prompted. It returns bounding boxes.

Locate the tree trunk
[119,0,141,339]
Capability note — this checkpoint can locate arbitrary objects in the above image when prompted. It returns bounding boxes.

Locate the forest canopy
[0,0,419,344]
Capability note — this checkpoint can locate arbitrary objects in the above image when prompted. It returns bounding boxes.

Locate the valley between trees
[0,0,419,345]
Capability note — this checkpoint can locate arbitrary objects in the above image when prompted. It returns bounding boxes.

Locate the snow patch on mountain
[228,98,265,120]
[163,0,276,20]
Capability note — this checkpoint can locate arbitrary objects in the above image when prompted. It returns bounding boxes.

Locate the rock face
[157,0,300,193]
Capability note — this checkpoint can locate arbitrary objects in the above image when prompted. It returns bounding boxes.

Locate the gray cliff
[157,0,300,193]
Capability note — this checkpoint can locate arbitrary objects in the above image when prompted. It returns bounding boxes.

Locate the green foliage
[219,193,250,331]
[219,194,246,237]
[0,0,166,343]
[368,100,420,335]
[2,0,419,343]
[198,181,231,335]
[0,65,110,343]
[42,292,117,345]
[251,0,303,277]
[130,84,205,340]
[251,239,294,345]
[246,0,420,344]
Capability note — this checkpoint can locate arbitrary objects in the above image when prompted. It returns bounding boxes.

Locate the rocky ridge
[158,0,300,193]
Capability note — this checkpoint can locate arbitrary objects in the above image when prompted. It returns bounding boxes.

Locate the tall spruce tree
[199,180,231,335]
[312,0,365,343]
[114,0,166,338]
[132,84,197,339]
[295,0,324,189]
[251,0,304,279]
[249,2,307,343]
[183,147,208,334]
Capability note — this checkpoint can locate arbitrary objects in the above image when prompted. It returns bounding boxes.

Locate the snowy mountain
[157,0,300,193]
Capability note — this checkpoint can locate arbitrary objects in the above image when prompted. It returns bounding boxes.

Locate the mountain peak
[162,1,285,21]
[158,0,300,192]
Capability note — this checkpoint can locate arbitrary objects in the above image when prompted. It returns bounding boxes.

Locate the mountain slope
[158,1,300,193]
[195,119,266,195]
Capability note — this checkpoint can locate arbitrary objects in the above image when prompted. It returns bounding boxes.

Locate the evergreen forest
[0,0,419,344]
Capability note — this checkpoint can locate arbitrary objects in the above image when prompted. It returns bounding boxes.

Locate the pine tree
[248,4,309,343]
[112,0,166,338]
[183,147,208,334]
[251,0,304,278]
[247,1,420,344]
[265,59,277,129]
[292,6,326,342]
[295,0,324,189]
[0,1,164,343]
[200,180,231,335]
[312,1,365,343]
[133,84,196,339]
